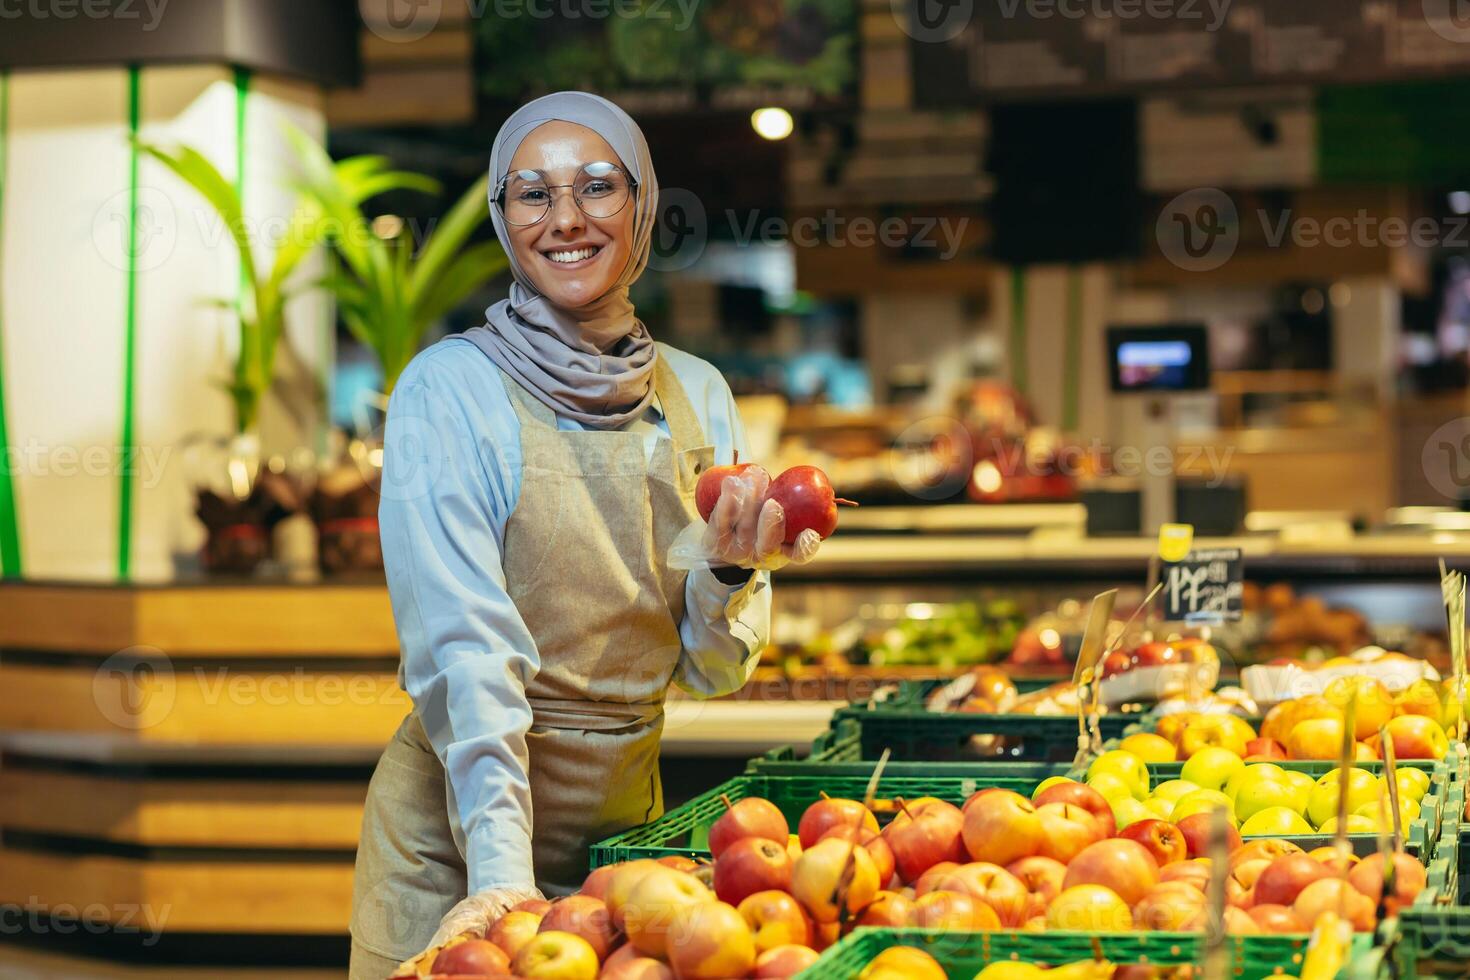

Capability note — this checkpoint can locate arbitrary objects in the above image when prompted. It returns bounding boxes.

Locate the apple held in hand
[764,465,857,543]
[430,938,511,977]
[487,910,544,962]
[694,456,768,522]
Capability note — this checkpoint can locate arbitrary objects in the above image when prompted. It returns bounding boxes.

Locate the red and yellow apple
[962,790,1044,865]
[1062,839,1160,907]
[664,901,756,980]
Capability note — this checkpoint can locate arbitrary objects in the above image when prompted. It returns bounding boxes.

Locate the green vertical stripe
[0,72,22,578]
[234,68,249,314]
[1062,265,1082,432]
[1009,267,1028,396]
[117,67,141,580]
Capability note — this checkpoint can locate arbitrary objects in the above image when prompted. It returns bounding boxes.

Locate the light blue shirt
[379,337,771,893]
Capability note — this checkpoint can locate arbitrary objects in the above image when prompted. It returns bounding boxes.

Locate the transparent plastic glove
[701,472,824,571]
[426,886,544,950]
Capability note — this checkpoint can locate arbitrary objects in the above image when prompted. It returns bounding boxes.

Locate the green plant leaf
[412,240,507,329]
[408,173,491,303]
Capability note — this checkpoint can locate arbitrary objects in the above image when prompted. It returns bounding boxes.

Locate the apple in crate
[709,796,789,857]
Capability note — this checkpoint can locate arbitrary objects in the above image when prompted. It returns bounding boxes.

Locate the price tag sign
[1163,547,1244,624]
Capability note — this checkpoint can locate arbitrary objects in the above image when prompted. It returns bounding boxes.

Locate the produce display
[777,601,1026,674]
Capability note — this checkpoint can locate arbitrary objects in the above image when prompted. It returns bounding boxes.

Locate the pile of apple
[695,459,856,543]
[1081,743,1431,838]
[1138,677,1452,764]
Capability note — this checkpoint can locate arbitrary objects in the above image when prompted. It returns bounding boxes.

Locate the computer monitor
[1107,324,1211,393]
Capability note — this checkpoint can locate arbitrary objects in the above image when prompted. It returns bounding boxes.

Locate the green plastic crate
[833,680,1145,763]
[794,927,1376,980]
[589,762,1072,868]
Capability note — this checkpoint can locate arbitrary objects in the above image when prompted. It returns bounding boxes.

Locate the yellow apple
[1234,767,1303,823]
[1152,779,1202,804]
[1110,796,1153,830]
[1177,714,1254,759]
[1306,768,1378,828]
[1120,733,1178,763]
[1283,771,1315,813]
[1318,814,1378,835]
[1171,789,1236,826]
[1239,806,1314,837]
[1144,797,1176,820]
[1225,762,1282,801]
[1086,773,1133,804]
[1181,747,1245,793]
[1354,797,1419,828]
[1390,768,1430,804]
[1032,776,1077,800]
[1087,750,1150,800]
[1324,676,1394,740]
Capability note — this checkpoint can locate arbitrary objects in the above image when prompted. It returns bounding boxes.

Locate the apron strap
[495,367,559,428]
[652,351,708,450]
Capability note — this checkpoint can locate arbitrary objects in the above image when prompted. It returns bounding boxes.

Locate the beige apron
[349,356,712,976]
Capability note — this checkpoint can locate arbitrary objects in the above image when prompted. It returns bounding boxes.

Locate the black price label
[1163,548,1243,624]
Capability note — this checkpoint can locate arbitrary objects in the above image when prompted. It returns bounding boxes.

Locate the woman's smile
[539,240,604,270]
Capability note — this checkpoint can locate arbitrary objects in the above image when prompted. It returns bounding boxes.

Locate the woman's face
[504,120,635,310]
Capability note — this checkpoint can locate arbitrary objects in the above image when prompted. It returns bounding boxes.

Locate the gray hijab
[460,91,659,429]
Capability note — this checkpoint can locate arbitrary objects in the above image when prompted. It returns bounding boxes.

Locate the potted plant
[288,130,508,575]
[136,134,434,574]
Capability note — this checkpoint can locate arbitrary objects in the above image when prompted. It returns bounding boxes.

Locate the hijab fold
[459,92,660,428]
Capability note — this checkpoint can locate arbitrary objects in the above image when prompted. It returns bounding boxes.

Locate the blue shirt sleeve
[378,344,539,892]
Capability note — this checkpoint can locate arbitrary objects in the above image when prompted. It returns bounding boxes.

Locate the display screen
[1107,325,1210,393]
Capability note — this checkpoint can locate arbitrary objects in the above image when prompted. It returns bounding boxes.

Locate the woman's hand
[427,886,545,949]
[701,469,822,570]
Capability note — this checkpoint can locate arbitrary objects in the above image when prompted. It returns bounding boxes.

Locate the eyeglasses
[493,161,637,227]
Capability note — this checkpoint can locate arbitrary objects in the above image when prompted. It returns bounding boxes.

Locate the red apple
[579,864,620,903]
[1253,854,1332,909]
[797,798,878,849]
[431,938,511,976]
[1176,812,1242,859]
[912,861,962,897]
[1348,852,1428,915]
[1248,904,1305,934]
[622,867,711,958]
[818,824,896,890]
[962,787,1007,813]
[754,944,820,978]
[946,862,1030,927]
[1101,650,1132,678]
[664,901,755,980]
[880,797,966,883]
[514,930,599,980]
[600,943,675,979]
[1132,641,1179,667]
[736,890,813,953]
[1293,878,1375,932]
[713,836,792,906]
[537,896,616,961]
[1229,839,1303,870]
[513,898,553,916]
[1037,802,1107,864]
[854,890,914,927]
[962,790,1044,866]
[1006,856,1067,919]
[1033,781,1117,837]
[1117,819,1187,866]
[910,890,1001,930]
[1132,881,1208,931]
[1062,839,1161,907]
[486,910,543,962]
[1244,738,1287,760]
[764,465,856,543]
[709,796,789,858]
[695,459,767,522]
[1159,859,1211,892]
